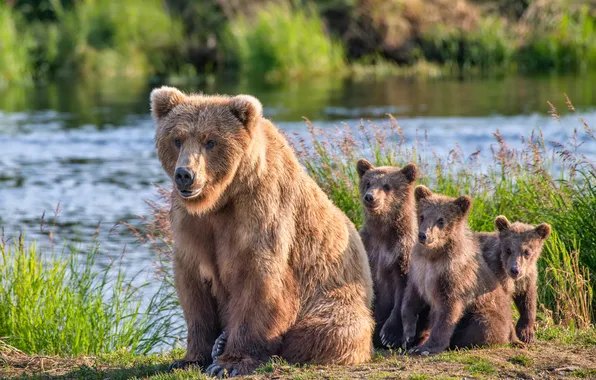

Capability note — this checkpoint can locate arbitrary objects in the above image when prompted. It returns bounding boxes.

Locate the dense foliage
[1,0,595,85]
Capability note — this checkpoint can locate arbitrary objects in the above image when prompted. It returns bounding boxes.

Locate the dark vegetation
[1,0,596,86]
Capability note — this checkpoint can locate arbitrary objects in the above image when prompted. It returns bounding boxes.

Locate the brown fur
[356,159,417,348]
[401,186,514,355]
[151,86,374,375]
[478,216,551,343]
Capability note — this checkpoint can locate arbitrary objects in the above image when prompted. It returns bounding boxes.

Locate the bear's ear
[495,215,511,232]
[229,95,263,130]
[454,195,472,215]
[534,223,551,240]
[401,163,417,183]
[150,86,186,119]
[356,158,374,178]
[414,185,433,202]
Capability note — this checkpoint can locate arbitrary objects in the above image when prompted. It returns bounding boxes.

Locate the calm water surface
[1,74,595,273]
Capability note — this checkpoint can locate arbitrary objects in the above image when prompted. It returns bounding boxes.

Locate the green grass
[464,357,496,376]
[2,0,596,84]
[573,368,596,379]
[224,2,345,83]
[0,235,181,356]
[420,15,514,75]
[516,3,596,73]
[0,4,34,87]
[50,0,185,78]
[508,354,533,367]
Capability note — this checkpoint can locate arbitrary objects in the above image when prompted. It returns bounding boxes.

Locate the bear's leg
[206,268,299,377]
[450,311,511,349]
[372,279,395,348]
[514,279,537,344]
[280,287,373,365]
[380,275,407,348]
[400,281,428,351]
[169,260,221,371]
[410,300,465,356]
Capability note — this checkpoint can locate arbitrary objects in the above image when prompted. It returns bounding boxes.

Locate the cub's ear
[356,158,374,178]
[494,215,511,232]
[454,195,472,215]
[150,86,186,119]
[229,95,263,130]
[414,185,433,202]
[401,163,417,183]
[534,223,551,240]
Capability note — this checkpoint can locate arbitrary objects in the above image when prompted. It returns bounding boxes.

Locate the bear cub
[478,216,551,343]
[356,159,418,348]
[401,186,514,355]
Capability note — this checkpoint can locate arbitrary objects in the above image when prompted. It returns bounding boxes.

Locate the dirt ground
[2,341,596,379]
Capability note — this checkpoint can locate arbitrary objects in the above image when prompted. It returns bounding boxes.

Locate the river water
[0,74,595,273]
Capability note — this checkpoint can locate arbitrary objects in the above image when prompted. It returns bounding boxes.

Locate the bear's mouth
[178,188,203,199]
[363,200,380,211]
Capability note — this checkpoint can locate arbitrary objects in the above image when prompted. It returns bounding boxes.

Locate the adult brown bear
[151,87,373,376]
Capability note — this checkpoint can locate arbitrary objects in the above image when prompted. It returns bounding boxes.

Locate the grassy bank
[1,96,595,378]
[1,0,596,86]
[3,337,596,379]
[0,233,181,357]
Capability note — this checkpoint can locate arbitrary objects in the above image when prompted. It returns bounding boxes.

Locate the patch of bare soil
[1,341,595,379]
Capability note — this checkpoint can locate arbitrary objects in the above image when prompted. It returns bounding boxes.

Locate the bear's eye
[205,140,216,150]
[523,250,530,258]
[365,182,370,189]
[383,184,390,191]
[437,218,445,227]
[506,248,512,256]
[174,138,182,149]
[420,215,424,223]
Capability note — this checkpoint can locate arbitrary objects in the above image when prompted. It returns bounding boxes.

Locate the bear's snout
[509,266,520,279]
[418,232,427,244]
[174,167,197,196]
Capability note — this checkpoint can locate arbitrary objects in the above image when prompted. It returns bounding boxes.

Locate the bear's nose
[364,193,374,202]
[418,232,427,244]
[510,267,520,277]
[174,167,195,189]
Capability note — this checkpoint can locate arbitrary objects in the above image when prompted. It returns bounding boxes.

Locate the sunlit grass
[0,234,181,356]
[224,2,345,83]
[0,4,33,87]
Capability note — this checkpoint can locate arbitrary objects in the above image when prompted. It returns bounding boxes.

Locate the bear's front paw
[211,331,227,361]
[206,357,260,378]
[401,334,416,353]
[516,325,535,344]
[380,320,402,349]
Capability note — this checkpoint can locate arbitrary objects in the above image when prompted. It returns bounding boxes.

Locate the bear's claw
[212,331,227,361]
[206,362,241,378]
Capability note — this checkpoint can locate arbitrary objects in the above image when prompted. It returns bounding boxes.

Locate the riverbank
[1,0,595,86]
[1,95,595,377]
[3,336,596,379]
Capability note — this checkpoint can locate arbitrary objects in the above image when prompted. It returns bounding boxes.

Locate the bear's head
[356,159,417,217]
[414,185,472,248]
[151,86,263,215]
[494,216,551,280]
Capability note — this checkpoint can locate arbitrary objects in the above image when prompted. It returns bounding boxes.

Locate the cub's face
[151,86,262,215]
[494,216,551,280]
[414,185,472,248]
[356,159,417,216]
